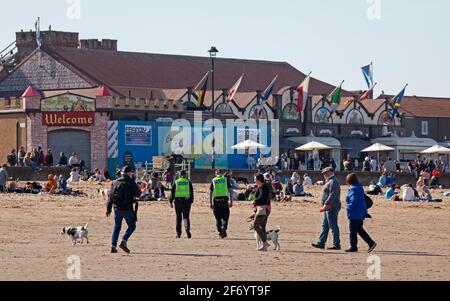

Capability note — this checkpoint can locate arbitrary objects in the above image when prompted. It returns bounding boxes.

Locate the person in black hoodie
[106,166,141,254]
[252,174,272,251]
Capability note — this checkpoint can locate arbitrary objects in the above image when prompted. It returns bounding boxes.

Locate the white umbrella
[295,141,332,151]
[361,143,394,171]
[361,143,394,153]
[231,139,266,150]
[296,141,332,171]
[421,145,450,154]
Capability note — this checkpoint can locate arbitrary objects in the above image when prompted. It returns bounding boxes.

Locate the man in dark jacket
[45,149,54,167]
[106,166,141,254]
[58,152,68,166]
[253,173,272,251]
[170,170,194,239]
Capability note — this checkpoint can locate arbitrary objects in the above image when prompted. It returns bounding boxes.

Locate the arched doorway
[48,130,91,168]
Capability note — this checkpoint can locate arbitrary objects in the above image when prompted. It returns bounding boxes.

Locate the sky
[1,0,449,97]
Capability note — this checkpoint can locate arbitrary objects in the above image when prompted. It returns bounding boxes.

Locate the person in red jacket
[430,168,442,188]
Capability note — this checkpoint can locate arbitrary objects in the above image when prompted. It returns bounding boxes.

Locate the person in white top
[68,168,81,183]
[290,172,301,184]
[400,184,415,202]
[370,157,377,172]
[303,173,313,186]
[68,152,79,166]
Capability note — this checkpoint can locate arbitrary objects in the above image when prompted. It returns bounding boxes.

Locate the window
[346,109,364,125]
[314,107,332,124]
[282,103,301,121]
[421,121,429,136]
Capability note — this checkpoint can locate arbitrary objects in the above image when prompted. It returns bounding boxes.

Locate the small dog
[98,188,110,198]
[61,223,89,245]
[249,222,281,251]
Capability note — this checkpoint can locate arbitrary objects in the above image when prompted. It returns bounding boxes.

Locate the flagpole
[327,80,345,100]
[193,71,209,91]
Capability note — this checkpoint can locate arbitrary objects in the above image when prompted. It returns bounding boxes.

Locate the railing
[0,41,17,67]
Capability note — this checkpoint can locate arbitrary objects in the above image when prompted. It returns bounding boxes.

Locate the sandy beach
[0,182,449,281]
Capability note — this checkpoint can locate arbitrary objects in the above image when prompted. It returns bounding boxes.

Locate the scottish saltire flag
[261,75,278,102]
[35,17,41,49]
[361,63,373,89]
[390,85,408,119]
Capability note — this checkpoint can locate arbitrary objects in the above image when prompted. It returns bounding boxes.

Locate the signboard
[125,125,152,146]
[41,94,95,112]
[42,112,95,127]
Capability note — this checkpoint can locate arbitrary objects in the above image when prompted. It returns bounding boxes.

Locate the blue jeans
[318,207,341,248]
[111,208,136,248]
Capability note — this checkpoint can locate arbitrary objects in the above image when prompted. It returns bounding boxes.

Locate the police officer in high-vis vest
[170,170,194,239]
[210,169,233,239]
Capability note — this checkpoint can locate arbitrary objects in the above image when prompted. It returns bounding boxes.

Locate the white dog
[61,223,89,245]
[249,224,281,250]
[98,188,110,198]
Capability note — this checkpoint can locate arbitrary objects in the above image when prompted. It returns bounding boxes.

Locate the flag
[390,85,407,119]
[360,83,377,101]
[196,76,208,107]
[261,75,278,102]
[296,72,311,113]
[226,74,244,103]
[328,82,344,113]
[35,17,41,49]
[361,63,373,89]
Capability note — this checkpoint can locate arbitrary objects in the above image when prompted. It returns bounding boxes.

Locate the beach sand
[0,183,449,281]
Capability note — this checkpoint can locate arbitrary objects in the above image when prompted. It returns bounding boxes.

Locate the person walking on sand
[170,170,194,239]
[210,169,233,239]
[252,173,272,252]
[106,166,141,254]
[344,173,377,253]
[312,167,341,250]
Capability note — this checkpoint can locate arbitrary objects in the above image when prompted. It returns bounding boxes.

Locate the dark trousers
[254,214,269,243]
[213,199,230,233]
[349,220,374,250]
[111,209,136,248]
[174,199,191,235]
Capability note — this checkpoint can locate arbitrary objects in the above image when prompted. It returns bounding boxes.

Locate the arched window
[378,111,394,125]
[216,103,233,113]
[314,107,332,124]
[249,104,268,120]
[282,103,301,121]
[346,109,364,125]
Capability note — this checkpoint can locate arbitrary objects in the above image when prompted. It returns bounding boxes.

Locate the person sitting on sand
[303,173,313,186]
[58,175,69,191]
[385,184,397,200]
[390,184,415,202]
[378,172,387,188]
[139,182,152,201]
[290,172,301,185]
[367,181,383,196]
[45,174,58,193]
[153,181,166,201]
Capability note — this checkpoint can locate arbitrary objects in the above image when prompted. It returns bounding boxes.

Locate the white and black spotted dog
[61,223,89,245]
[248,217,281,251]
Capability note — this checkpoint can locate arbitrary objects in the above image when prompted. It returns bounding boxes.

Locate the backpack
[112,179,134,209]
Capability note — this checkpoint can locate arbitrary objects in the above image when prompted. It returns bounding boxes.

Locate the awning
[340,138,372,151]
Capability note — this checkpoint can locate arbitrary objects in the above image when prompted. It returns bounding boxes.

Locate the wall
[4,167,71,181]
[0,113,26,164]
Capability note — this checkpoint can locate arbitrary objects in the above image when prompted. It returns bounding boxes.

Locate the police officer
[210,169,233,239]
[170,170,194,239]
[106,166,141,254]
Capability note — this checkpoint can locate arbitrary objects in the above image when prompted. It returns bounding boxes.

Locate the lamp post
[208,46,219,169]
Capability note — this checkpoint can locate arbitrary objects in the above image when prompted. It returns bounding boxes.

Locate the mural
[282,103,301,120]
[378,111,394,125]
[249,104,267,120]
[314,107,332,123]
[41,93,95,112]
[347,109,364,124]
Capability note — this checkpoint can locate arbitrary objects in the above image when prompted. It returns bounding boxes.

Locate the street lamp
[208,46,219,169]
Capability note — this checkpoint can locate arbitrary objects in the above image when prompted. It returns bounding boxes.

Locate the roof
[360,98,386,114]
[21,85,41,97]
[378,95,450,118]
[44,46,352,97]
[373,133,437,148]
[41,87,100,99]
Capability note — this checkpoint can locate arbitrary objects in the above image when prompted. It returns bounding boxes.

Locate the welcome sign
[42,112,95,126]
[125,125,152,146]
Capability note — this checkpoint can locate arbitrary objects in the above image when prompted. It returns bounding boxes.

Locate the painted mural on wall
[314,107,332,123]
[347,109,364,124]
[378,111,395,126]
[282,103,301,121]
[249,105,267,120]
[41,93,95,112]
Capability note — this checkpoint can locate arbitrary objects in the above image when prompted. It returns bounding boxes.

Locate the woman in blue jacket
[345,173,377,253]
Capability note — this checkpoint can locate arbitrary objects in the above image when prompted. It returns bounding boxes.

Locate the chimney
[79,38,117,51]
